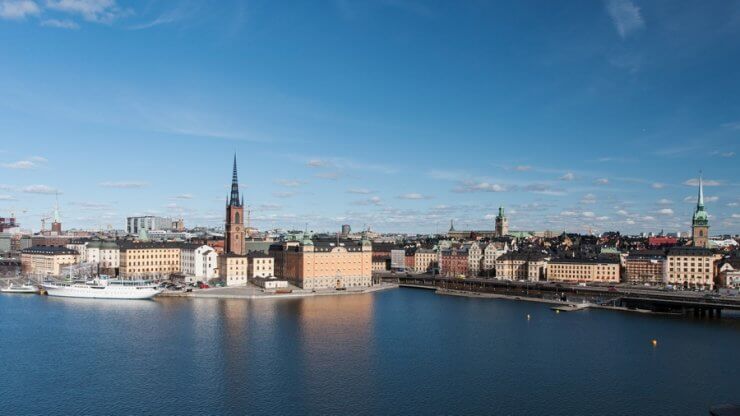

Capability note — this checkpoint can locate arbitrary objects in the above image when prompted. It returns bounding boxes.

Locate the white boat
[42,277,162,300]
[1,283,39,294]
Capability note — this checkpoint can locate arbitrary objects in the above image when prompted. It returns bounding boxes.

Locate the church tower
[691,174,709,248]
[225,155,245,255]
[495,206,508,237]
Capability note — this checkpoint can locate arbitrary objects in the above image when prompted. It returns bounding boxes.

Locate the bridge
[389,274,740,315]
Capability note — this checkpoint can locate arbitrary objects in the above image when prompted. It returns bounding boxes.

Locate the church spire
[697,173,704,209]
[229,153,241,207]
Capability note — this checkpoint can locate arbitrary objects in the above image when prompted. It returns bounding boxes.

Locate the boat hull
[43,285,162,300]
[1,288,38,294]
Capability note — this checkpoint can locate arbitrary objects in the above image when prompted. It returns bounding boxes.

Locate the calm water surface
[1,288,738,415]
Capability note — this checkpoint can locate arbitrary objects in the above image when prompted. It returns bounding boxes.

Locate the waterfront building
[482,241,509,275]
[20,246,79,276]
[495,251,548,281]
[371,242,395,271]
[269,239,372,290]
[414,248,437,272]
[718,257,740,289]
[625,250,666,285]
[440,247,468,277]
[252,277,288,289]
[341,224,351,236]
[467,242,483,277]
[547,257,620,283]
[390,249,406,270]
[691,176,710,248]
[126,216,173,235]
[247,252,274,278]
[118,242,182,278]
[495,206,509,237]
[666,246,715,290]
[181,244,218,282]
[218,253,249,286]
[405,249,415,271]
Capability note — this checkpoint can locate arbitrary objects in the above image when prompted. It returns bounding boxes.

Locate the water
[1,289,738,415]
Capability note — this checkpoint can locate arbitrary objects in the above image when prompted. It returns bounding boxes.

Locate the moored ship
[42,277,162,300]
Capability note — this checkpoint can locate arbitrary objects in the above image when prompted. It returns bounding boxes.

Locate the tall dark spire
[229,154,241,207]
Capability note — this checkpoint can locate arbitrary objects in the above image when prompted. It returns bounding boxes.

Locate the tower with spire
[51,191,62,234]
[495,205,508,237]
[691,173,710,248]
[225,154,246,255]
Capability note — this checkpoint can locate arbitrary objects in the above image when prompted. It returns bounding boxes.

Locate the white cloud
[453,181,507,193]
[560,211,578,217]
[347,188,372,194]
[596,216,610,221]
[314,171,341,180]
[728,202,739,207]
[514,165,532,172]
[657,198,672,205]
[275,179,307,188]
[616,209,629,216]
[581,193,597,204]
[595,178,609,185]
[606,0,645,38]
[684,195,719,203]
[658,208,674,216]
[399,193,432,200]
[306,159,331,168]
[2,160,37,169]
[353,196,382,206]
[732,214,740,219]
[0,0,40,19]
[582,211,595,218]
[172,194,194,200]
[651,183,665,189]
[560,172,575,181]
[46,0,129,24]
[99,181,148,189]
[41,18,79,29]
[0,194,16,201]
[23,184,58,194]
[684,178,721,186]
[273,191,295,198]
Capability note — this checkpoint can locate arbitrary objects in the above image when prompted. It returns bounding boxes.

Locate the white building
[248,253,274,278]
[390,249,406,270]
[467,242,483,277]
[65,240,120,273]
[181,244,218,282]
[126,216,173,235]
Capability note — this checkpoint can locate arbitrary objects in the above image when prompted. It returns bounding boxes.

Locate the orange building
[270,239,372,289]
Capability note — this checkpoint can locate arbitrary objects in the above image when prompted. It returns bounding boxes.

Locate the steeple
[697,173,704,209]
[229,154,241,207]
[449,219,455,232]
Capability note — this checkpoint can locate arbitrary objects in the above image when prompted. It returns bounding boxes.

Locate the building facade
[440,247,468,278]
[20,246,79,276]
[181,244,218,282]
[248,253,274,278]
[666,247,715,290]
[547,258,620,283]
[218,253,249,286]
[118,242,182,278]
[495,251,547,281]
[625,250,666,285]
[126,216,173,235]
[414,248,437,273]
[270,239,372,290]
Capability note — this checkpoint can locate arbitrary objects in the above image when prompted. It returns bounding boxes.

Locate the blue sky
[0,0,738,234]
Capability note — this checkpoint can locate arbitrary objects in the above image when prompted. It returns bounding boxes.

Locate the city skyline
[1,1,739,234]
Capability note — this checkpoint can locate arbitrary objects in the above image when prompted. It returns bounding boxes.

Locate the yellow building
[20,246,79,276]
[270,239,372,289]
[414,248,437,273]
[547,258,620,283]
[119,242,182,278]
[218,253,249,286]
[666,247,715,290]
[247,253,274,278]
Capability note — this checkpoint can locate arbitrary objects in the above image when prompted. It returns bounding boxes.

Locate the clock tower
[225,154,245,255]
